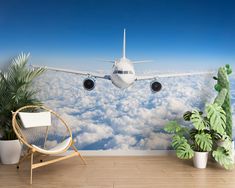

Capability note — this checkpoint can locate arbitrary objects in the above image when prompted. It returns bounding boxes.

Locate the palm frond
[0,53,45,140]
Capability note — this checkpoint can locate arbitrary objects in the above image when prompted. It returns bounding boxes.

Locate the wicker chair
[12,105,86,184]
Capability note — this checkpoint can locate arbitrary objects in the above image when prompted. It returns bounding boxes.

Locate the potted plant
[164,102,233,169]
[213,64,234,163]
[0,53,45,164]
[164,110,213,169]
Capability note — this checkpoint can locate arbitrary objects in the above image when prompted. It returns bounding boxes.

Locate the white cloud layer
[32,70,234,150]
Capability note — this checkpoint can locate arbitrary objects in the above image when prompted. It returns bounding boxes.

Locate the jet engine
[83,78,96,91]
[150,81,162,93]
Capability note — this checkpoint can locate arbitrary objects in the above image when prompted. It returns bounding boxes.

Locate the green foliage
[214,84,222,92]
[212,147,233,170]
[190,110,209,130]
[214,64,233,139]
[214,88,227,106]
[164,64,233,170]
[206,103,226,135]
[176,143,194,159]
[210,130,222,141]
[210,64,233,169]
[0,53,45,140]
[164,121,194,159]
[225,64,232,75]
[195,133,213,152]
[172,135,188,150]
[219,135,232,151]
[164,121,182,134]
[183,111,192,121]
[164,121,189,136]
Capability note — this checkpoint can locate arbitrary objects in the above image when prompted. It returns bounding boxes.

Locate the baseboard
[56,150,176,156]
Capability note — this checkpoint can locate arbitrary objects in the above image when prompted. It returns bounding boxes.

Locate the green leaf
[195,133,213,151]
[183,111,192,121]
[172,135,188,150]
[190,110,208,130]
[189,128,198,141]
[212,147,234,170]
[218,135,232,151]
[206,103,226,135]
[0,53,45,140]
[164,121,182,134]
[176,143,194,159]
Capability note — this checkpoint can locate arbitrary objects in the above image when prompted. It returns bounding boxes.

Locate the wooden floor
[0,155,235,188]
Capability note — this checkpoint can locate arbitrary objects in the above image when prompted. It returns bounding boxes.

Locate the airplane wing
[33,66,111,80]
[132,60,153,64]
[135,71,215,81]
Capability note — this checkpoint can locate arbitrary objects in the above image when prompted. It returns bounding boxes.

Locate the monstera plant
[165,103,233,169]
[0,53,45,164]
[165,64,234,170]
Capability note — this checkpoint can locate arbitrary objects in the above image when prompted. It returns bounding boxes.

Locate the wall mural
[33,71,235,150]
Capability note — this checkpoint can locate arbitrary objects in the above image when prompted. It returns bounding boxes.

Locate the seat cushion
[19,112,51,128]
[32,137,72,154]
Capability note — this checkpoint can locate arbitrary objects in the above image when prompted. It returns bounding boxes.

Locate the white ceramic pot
[193,151,209,169]
[0,139,22,164]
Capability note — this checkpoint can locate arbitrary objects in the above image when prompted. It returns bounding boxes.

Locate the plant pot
[193,151,209,169]
[0,139,22,164]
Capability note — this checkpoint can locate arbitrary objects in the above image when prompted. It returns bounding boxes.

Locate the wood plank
[0,156,234,187]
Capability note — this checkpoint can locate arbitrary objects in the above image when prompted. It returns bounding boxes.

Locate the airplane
[34,29,213,93]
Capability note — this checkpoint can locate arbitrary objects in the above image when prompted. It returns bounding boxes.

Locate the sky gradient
[0,0,234,71]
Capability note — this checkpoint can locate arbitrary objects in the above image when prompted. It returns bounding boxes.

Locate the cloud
[74,123,113,148]
[32,70,234,150]
[138,133,172,150]
[104,135,137,150]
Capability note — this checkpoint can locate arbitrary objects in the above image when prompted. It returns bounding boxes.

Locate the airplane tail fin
[123,28,126,59]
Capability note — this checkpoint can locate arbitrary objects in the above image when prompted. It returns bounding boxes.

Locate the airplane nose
[117,74,133,85]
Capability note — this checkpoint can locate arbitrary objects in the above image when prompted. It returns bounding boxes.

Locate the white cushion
[32,137,71,154]
[19,112,51,128]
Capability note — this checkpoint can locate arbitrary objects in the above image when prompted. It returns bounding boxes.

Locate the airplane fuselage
[110,57,136,89]
[36,29,165,93]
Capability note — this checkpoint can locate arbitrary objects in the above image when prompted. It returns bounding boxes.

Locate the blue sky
[0,0,234,71]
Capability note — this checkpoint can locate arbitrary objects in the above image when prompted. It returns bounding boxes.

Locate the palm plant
[0,53,45,140]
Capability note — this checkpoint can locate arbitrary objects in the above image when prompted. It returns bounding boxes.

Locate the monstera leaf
[218,135,232,151]
[212,147,233,170]
[190,110,208,130]
[172,135,188,150]
[206,103,226,135]
[195,133,213,152]
[164,121,189,136]
[176,143,194,159]
[183,111,192,121]
[164,121,182,134]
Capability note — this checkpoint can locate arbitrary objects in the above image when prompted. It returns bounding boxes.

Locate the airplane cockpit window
[114,70,133,74]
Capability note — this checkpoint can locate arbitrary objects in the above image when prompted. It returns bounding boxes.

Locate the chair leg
[30,152,34,184]
[17,150,31,169]
[71,145,87,165]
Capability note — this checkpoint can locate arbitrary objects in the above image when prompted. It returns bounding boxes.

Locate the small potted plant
[0,53,45,164]
[165,102,233,169]
[164,112,213,169]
